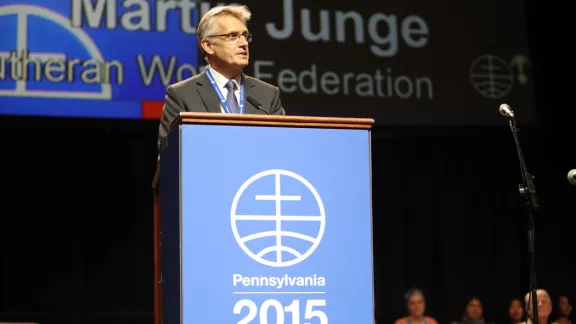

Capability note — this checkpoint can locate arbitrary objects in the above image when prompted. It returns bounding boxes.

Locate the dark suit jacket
[157,70,285,148]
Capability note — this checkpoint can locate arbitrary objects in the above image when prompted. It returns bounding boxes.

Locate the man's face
[202,15,249,71]
[527,294,552,319]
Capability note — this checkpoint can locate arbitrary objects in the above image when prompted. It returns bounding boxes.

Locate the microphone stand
[507,116,540,324]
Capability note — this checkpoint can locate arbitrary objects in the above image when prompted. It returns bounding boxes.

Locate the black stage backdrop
[1,121,575,324]
[1,1,576,324]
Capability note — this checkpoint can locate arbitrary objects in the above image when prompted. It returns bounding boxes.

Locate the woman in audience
[452,296,495,324]
[509,298,525,324]
[395,288,439,324]
[556,296,572,324]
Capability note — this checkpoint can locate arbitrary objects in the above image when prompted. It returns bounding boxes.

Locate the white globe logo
[231,169,326,267]
[469,54,514,99]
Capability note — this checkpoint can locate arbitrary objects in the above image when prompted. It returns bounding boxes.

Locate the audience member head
[464,296,484,320]
[405,288,426,318]
[524,289,552,322]
[509,298,525,323]
[558,296,572,319]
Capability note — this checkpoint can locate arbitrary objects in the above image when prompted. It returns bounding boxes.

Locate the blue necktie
[225,80,239,113]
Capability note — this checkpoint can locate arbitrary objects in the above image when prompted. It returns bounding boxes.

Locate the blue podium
[153,112,375,323]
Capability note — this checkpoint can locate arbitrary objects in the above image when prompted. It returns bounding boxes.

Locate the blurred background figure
[523,289,555,324]
[452,296,496,324]
[556,296,572,324]
[394,288,438,324]
[510,298,525,324]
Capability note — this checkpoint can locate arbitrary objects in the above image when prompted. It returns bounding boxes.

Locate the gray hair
[405,288,425,303]
[525,289,551,305]
[197,5,251,59]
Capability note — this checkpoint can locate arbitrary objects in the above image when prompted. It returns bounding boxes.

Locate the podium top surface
[171,112,374,131]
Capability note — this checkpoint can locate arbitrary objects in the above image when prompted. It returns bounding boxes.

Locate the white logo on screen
[0,5,111,99]
[469,54,514,99]
[231,169,326,268]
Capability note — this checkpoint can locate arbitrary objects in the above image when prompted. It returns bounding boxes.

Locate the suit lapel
[196,71,221,113]
[243,76,262,115]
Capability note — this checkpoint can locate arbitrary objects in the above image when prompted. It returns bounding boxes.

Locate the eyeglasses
[207,31,252,44]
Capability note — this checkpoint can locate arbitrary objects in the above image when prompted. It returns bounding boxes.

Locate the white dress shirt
[207,65,241,113]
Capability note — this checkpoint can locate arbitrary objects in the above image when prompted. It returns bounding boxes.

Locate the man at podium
[157,4,286,147]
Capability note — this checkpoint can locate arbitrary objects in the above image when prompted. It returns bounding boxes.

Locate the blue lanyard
[205,68,245,114]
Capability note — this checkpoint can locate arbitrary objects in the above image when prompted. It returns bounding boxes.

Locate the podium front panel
[164,123,374,323]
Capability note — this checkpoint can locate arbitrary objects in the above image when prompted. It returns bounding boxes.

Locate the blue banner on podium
[161,123,374,323]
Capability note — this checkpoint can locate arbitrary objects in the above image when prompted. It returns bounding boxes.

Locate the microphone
[247,95,269,115]
[568,169,576,185]
[499,103,515,118]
